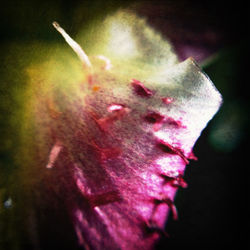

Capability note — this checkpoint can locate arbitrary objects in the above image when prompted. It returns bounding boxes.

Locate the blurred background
[0,0,248,249]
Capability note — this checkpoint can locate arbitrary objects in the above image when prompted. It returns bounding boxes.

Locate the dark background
[0,0,249,249]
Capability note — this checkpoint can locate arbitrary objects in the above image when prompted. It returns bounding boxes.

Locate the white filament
[46,141,62,169]
[53,21,92,68]
[96,55,112,70]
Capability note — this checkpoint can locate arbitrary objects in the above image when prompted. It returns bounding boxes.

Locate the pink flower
[19,10,222,250]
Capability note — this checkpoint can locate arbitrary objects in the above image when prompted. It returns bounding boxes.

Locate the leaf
[14,10,222,250]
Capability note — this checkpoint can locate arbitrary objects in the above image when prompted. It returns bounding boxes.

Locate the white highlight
[94,206,106,217]
[109,21,138,58]
[4,197,12,208]
[107,104,123,112]
[52,21,92,68]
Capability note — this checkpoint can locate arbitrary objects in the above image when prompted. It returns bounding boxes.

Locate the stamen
[46,141,62,169]
[52,21,92,69]
[96,55,112,70]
